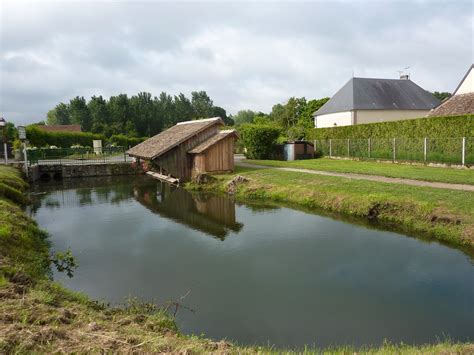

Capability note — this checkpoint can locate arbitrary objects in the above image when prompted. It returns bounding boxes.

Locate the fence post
[347,138,350,157]
[368,138,371,159]
[462,137,466,166]
[423,137,427,163]
[392,138,396,161]
[23,144,29,178]
[329,139,332,157]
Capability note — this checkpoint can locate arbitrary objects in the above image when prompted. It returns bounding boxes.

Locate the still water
[29,176,474,348]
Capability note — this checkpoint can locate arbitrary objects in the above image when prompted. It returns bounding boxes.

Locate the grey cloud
[0,0,472,125]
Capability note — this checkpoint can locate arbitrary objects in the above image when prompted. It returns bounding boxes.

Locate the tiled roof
[37,124,82,132]
[188,129,238,154]
[127,117,223,159]
[427,93,474,117]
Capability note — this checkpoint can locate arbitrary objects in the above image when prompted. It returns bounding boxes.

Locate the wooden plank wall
[202,136,235,172]
[154,125,218,181]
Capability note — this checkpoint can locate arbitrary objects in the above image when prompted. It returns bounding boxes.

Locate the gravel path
[236,161,474,192]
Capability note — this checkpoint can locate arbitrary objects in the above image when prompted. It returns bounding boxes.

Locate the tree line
[46,91,233,137]
[232,97,330,140]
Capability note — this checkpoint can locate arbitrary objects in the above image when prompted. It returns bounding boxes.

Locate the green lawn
[246,158,474,185]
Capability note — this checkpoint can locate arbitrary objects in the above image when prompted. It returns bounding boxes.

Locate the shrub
[109,134,147,148]
[239,124,281,159]
[26,125,105,148]
[307,115,474,140]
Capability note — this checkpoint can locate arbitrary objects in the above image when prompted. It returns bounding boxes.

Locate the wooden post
[368,138,371,159]
[23,144,28,178]
[392,138,396,161]
[423,137,427,163]
[347,138,350,157]
[462,137,466,166]
[329,139,332,157]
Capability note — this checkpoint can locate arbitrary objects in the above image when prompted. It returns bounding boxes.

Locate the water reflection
[134,182,243,240]
[30,176,243,240]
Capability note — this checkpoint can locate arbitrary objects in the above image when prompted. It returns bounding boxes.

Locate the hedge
[109,134,147,148]
[307,115,474,140]
[239,124,281,159]
[26,126,106,148]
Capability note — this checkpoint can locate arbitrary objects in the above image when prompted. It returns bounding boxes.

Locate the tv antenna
[397,66,410,79]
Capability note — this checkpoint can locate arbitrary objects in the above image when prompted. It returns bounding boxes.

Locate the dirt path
[236,161,474,192]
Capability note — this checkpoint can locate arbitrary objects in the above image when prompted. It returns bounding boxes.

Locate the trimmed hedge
[26,125,105,148]
[109,134,147,148]
[240,124,281,159]
[308,115,474,140]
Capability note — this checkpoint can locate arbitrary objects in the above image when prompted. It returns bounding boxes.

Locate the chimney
[400,74,410,80]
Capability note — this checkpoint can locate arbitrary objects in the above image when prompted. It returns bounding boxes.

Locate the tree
[69,96,92,131]
[432,91,452,101]
[211,106,233,125]
[297,97,330,130]
[47,103,70,125]
[233,110,256,126]
[174,93,194,124]
[107,94,130,135]
[191,91,213,118]
[88,96,109,134]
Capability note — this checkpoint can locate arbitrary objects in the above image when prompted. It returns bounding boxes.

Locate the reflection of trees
[237,201,281,213]
[76,188,93,205]
[134,183,243,240]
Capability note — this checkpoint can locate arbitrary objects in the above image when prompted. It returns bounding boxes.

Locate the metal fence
[314,137,474,166]
[26,147,132,166]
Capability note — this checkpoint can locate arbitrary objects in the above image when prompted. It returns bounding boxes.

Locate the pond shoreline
[186,166,474,250]
[1,166,473,353]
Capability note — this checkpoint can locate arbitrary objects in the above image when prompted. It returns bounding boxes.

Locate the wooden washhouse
[127,117,238,183]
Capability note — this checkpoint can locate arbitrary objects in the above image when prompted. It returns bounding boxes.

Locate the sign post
[17,126,28,178]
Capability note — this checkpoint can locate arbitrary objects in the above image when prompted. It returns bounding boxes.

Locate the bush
[307,115,474,140]
[239,124,281,159]
[109,134,147,148]
[26,125,105,148]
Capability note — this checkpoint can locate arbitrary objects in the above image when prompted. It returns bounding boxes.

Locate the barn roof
[427,93,474,117]
[37,124,82,132]
[188,129,238,154]
[314,77,440,116]
[127,117,223,159]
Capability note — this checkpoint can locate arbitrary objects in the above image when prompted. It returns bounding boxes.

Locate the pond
[28,176,474,349]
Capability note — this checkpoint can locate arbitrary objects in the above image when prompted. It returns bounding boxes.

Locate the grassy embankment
[246,158,474,185]
[1,165,473,353]
[189,165,474,249]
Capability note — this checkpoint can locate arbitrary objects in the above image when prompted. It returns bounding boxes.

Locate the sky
[0,0,473,125]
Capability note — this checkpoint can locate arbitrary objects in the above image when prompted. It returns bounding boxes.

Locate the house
[37,124,82,133]
[313,76,440,128]
[127,117,238,182]
[428,64,474,117]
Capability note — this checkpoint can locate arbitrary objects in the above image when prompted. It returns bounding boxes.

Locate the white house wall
[355,110,429,124]
[454,67,473,94]
[314,111,352,128]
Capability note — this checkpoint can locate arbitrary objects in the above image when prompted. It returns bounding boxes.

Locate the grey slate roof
[314,78,440,116]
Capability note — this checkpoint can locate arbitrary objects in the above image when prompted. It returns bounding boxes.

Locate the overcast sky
[0,0,472,125]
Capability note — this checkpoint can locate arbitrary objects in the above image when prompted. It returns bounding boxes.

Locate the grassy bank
[246,158,474,185]
[1,165,473,353]
[189,166,474,249]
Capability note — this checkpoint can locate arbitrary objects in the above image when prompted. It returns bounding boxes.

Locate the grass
[188,166,474,249]
[246,158,474,185]
[1,165,473,353]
